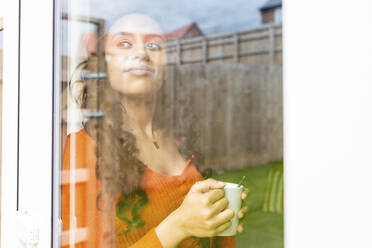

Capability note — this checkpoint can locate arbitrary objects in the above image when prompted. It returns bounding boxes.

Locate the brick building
[260,0,282,24]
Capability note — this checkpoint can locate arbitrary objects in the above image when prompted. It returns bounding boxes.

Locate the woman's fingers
[241,187,250,200]
[210,208,234,227]
[192,179,225,193]
[237,205,249,219]
[214,220,232,235]
[204,188,225,204]
[209,197,229,217]
[237,221,245,234]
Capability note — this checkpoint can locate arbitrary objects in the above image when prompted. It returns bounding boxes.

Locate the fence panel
[158,63,283,171]
[165,24,282,66]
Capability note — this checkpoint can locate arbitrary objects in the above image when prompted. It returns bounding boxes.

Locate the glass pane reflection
[58,1,283,247]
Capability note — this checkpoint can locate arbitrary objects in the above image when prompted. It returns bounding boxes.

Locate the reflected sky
[60,0,271,57]
[63,0,268,34]
[0,0,271,50]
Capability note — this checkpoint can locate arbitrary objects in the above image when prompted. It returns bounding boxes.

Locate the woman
[62,13,249,248]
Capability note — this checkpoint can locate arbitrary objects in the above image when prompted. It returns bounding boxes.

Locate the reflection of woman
[62,14,249,248]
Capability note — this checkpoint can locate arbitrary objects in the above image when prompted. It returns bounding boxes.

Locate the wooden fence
[159,63,283,171]
[164,23,282,66]
[61,18,283,170]
[65,61,283,170]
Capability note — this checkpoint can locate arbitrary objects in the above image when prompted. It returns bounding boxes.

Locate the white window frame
[1,0,21,247]
[1,0,57,247]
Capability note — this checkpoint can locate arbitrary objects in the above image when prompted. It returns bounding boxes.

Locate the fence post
[202,37,208,64]
[176,41,182,66]
[233,33,239,63]
[268,25,275,64]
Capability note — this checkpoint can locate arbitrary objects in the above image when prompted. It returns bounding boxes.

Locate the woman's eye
[118,40,132,49]
[146,42,162,51]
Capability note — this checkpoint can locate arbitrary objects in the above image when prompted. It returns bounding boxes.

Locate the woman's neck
[120,94,157,139]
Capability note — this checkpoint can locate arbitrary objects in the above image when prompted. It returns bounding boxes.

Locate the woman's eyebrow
[113,32,134,38]
[111,32,165,42]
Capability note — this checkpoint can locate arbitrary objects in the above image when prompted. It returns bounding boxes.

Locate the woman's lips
[124,66,154,76]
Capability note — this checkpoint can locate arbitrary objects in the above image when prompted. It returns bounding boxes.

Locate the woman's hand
[237,187,250,234]
[175,178,235,238]
[155,179,234,248]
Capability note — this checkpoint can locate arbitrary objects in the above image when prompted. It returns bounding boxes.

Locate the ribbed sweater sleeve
[217,236,236,247]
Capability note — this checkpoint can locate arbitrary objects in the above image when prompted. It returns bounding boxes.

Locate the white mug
[217,182,243,236]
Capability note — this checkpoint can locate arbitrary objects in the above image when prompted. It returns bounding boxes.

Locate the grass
[211,160,284,248]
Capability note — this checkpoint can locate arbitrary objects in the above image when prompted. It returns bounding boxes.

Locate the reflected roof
[260,0,282,11]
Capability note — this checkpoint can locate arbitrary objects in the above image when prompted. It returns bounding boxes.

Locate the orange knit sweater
[62,129,236,247]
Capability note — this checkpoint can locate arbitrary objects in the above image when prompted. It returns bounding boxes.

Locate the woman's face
[104,14,166,97]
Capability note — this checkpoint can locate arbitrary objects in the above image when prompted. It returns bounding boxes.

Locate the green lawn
[212,161,284,248]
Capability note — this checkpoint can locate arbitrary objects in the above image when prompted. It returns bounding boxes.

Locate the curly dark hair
[69,54,216,246]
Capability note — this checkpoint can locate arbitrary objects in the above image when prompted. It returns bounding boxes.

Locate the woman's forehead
[108,13,163,35]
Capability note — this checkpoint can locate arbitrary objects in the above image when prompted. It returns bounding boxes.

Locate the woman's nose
[133,44,150,62]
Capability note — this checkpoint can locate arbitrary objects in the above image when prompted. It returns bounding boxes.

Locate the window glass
[57,1,283,247]
[0,17,3,247]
